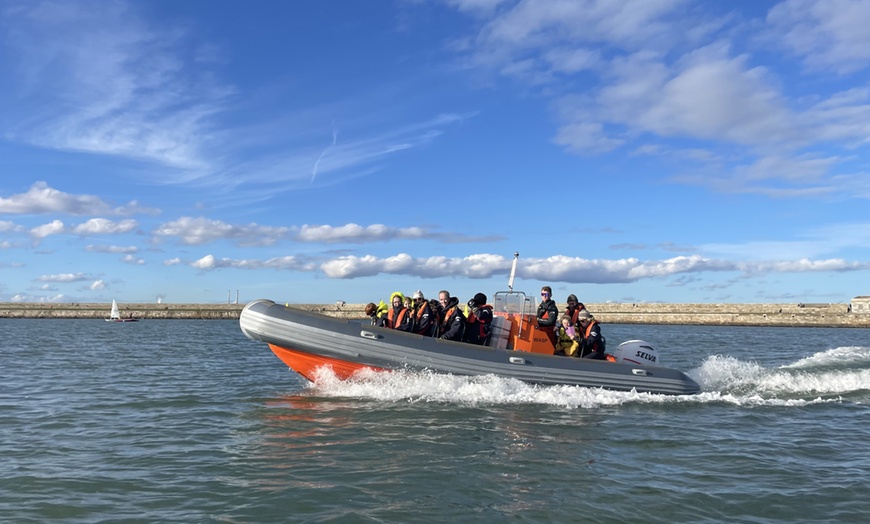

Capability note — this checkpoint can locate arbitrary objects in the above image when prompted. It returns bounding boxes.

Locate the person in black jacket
[577,309,605,359]
[537,285,559,348]
[410,289,435,336]
[437,290,465,341]
[564,294,586,326]
[464,292,493,345]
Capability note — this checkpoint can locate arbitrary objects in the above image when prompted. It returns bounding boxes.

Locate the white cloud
[296,224,429,243]
[90,280,106,290]
[37,272,90,283]
[446,0,509,14]
[180,251,867,283]
[10,293,66,303]
[444,1,870,199]
[767,0,870,74]
[0,220,25,233]
[121,254,145,265]
[0,182,156,216]
[163,257,182,266]
[86,244,139,254]
[72,218,138,235]
[1,2,230,170]
[190,254,316,271]
[153,216,290,246]
[30,219,65,240]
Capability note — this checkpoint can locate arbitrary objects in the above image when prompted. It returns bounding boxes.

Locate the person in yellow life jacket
[364,300,389,327]
[463,293,493,345]
[536,285,559,348]
[576,309,606,359]
[385,292,413,332]
[555,314,581,357]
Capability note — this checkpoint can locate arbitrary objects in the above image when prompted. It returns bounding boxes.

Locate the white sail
[109,299,120,320]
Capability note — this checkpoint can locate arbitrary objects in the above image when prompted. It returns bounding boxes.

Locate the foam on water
[689,345,870,400]
[300,347,869,408]
[782,345,870,369]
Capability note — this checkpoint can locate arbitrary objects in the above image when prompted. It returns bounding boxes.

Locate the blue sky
[2,0,870,306]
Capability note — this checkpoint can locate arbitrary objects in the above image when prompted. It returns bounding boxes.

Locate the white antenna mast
[508,252,519,291]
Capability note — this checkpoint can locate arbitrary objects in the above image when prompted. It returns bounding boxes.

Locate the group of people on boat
[365,289,494,346]
[364,285,605,359]
[537,286,605,359]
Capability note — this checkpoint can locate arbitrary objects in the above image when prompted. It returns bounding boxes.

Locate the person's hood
[389,291,406,308]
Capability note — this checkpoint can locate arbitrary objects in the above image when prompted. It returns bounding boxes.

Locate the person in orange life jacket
[555,314,581,357]
[576,309,605,359]
[411,289,436,336]
[536,286,559,348]
[564,294,587,326]
[463,292,493,345]
[437,290,466,341]
[385,292,413,332]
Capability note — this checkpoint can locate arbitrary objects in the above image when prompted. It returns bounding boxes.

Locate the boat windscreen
[493,291,533,316]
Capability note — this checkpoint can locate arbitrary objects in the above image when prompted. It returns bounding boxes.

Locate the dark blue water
[2,319,868,523]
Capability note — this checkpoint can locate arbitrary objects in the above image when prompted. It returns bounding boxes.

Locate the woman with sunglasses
[536,285,559,349]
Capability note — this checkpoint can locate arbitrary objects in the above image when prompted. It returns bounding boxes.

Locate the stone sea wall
[2,301,869,327]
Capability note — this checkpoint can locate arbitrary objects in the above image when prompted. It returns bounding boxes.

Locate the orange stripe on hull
[267,343,385,382]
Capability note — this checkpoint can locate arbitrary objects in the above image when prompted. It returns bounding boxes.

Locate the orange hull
[268,343,386,382]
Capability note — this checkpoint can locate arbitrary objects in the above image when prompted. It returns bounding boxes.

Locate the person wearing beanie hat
[464,292,493,345]
[410,290,435,336]
[576,308,605,359]
[565,294,587,326]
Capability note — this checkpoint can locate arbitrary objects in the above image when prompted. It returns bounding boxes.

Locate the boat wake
[298,345,869,408]
[690,346,870,401]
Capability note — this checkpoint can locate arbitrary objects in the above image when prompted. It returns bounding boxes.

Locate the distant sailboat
[106,299,139,322]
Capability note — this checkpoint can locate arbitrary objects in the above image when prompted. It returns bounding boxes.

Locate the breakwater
[2,301,869,327]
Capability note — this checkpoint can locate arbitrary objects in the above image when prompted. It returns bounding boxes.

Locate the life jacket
[537,300,557,326]
[557,326,580,357]
[466,304,493,344]
[439,298,465,341]
[387,306,409,330]
[581,320,604,356]
[413,302,434,336]
[582,320,598,339]
[566,305,586,325]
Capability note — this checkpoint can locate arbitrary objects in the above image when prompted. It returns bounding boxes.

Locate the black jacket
[579,320,605,359]
[464,305,493,345]
[536,299,558,327]
[438,297,466,341]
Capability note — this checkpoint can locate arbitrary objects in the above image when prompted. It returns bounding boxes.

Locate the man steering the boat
[536,286,559,348]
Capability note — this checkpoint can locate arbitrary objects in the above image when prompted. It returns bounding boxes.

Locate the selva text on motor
[636,351,656,363]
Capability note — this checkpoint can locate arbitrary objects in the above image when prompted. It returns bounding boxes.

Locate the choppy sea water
[1,319,868,523]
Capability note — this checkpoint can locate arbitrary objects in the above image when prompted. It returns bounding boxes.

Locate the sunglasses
[541,292,549,297]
